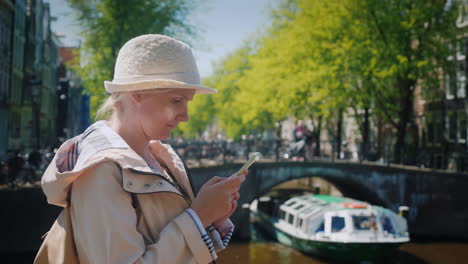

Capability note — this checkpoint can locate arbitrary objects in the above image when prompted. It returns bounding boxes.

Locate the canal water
[217,225,468,264]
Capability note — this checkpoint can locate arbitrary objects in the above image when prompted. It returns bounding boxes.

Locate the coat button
[157,181,164,187]
[144,183,151,189]
[127,181,134,188]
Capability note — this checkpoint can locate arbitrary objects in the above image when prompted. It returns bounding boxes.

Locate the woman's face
[133,88,195,140]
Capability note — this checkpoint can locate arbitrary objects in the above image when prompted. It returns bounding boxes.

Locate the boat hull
[252,210,403,262]
[275,227,403,261]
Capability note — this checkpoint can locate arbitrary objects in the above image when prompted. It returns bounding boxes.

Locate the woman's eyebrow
[170,93,192,101]
[178,95,190,100]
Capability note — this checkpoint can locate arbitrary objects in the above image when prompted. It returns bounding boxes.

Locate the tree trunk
[393,78,416,164]
[336,109,343,159]
[275,123,281,162]
[376,113,383,160]
[362,107,370,161]
[314,116,322,157]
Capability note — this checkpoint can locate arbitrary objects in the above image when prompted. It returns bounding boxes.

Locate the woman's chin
[159,133,171,141]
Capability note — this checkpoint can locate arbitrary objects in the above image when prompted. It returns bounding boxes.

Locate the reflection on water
[399,243,468,264]
[218,242,323,264]
[218,242,468,264]
[217,242,320,264]
[217,225,468,264]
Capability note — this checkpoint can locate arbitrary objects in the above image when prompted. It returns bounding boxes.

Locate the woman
[37,34,244,263]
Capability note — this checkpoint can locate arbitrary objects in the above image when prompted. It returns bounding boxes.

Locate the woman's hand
[212,191,239,227]
[212,170,247,226]
[192,174,245,228]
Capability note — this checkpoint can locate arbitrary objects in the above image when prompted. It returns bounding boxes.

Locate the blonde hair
[95,93,125,121]
[95,88,174,121]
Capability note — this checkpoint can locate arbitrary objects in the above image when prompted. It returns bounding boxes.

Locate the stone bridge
[1,160,467,256]
[189,160,468,240]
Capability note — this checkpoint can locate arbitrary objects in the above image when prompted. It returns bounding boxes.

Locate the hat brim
[104,79,217,94]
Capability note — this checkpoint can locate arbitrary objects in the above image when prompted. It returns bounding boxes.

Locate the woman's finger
[206,176,226,186]
[218,174,245,190]
[230,200,238,213]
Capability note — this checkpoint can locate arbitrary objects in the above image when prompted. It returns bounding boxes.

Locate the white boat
[250,194,410,261]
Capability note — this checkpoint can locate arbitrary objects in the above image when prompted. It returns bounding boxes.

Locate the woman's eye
[172,98,183,104]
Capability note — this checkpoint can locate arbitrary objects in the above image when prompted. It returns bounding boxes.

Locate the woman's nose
[177,111,189,122]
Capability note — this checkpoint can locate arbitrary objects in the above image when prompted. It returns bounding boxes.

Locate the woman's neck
[109,117,153,163]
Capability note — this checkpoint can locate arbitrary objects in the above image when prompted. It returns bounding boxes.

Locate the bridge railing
[165,138,343,166]
[165,138,451,173]
[3,137,459,187]
[167,139,287,166]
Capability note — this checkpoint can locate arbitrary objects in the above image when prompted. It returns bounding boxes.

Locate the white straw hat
[104,34,217,94]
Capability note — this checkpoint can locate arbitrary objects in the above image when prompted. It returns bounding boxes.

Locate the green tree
[347,0,459,163]
[250,0,459,163]
[179,0,459,166]
[67,0,196,117]
[175,77,217,138]
[210,44,257,139]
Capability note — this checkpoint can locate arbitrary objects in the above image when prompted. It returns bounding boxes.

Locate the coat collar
[42,121,195,207]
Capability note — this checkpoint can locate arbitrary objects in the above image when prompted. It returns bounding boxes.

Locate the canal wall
[0,186,61,254]
[1,160,467,255]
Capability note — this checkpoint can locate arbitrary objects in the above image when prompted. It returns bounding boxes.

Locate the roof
[311,194,349,204]
[59,47,78,65]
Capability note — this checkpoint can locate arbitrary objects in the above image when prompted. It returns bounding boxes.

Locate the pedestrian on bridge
[35,34,244,264]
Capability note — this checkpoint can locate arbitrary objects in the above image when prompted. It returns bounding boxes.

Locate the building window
[0,69,3,99]
[10,112,20,138]
[427,112,434,144]
[457,58,467,98]
[434,111,444,143]
[446,71,457,99]
[434,154,444,169]
[460,110,467,143]
[449,111,457,141]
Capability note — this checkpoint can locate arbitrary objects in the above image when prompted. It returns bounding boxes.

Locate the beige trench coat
[41,138,220,264]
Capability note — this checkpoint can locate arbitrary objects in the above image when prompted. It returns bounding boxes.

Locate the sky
[45,0,277,78]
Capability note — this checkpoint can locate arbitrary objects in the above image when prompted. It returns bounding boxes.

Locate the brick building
[422,0,468,171]
[0,0,14,155]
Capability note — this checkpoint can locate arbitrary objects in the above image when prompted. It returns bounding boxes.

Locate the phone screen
[235,152,261,176]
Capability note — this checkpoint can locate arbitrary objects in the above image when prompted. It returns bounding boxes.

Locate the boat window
[301,207,316,215]
[298,205,311,212]
[298,218,303,228]
[331,216,346,232]
[279,209,286,220]
[285,201,297,207]
[352,215,372,230]
[381,216,396,234]
[287,214,294,225]
[301,207,320,217]
[294,204,305,210]
[315,220,325,232]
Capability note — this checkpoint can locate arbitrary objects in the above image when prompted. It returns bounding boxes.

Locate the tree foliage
[67,0,196,117]
[164,0,460,165]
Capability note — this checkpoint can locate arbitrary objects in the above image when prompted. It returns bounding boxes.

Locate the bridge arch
[189,160,468,239]
[249,166,389,208]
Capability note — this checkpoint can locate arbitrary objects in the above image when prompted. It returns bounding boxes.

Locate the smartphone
[234,152,261,176]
